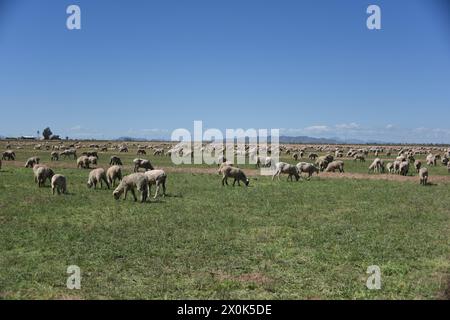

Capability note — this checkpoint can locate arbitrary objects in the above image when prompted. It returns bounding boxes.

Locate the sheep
[2,150,16,160]
[386,162,394,174]
[414,160,422,173]
[399,161,409,176]
[113,173,149,202]
[219,165,249,186]
[368,158,384,173]
[255,156,272,168]
[316,156,331,172]
[87,168,110,189]
[51,151,59,161]
[353,154,365,162]
[324,160,345,173]
[144,169,167,198]
[25,157,40,168]
[292,153,299,161]
[308,153,318,160]
[272,162,301,181]
[296,162,319,179]
[88,156,98,166]
[34,165,54,187]
[77,156,90,169]
[133,158,154,172]
[51,174,67,195]
[137,149,146,155]
[426,154,436,166]
[109,156,123,166]
[81,151,98,158]
[119,146,129,153]
[106,165,122,187]
[442,157,449,166]
[61,149,77,159]
[153,148,164,156]
[419,167,428,185]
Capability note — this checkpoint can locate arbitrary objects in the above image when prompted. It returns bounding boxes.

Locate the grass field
[1,146,449,299]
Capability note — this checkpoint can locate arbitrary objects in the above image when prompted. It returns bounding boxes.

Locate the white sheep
[272,162,301,181]
[51,174,67,195]
[51,151,59,161]
[87,168,110,189]
[25,156,40,168]
[113,173,149,202]
[144,169,167,198]
[399,161,409,176]
[106,165,122,187]
[324,160,344,173]
[133,158,154,172]
[77,156,90,169]
[219,165,249,186]
[368,158,384,173]
[296,162,319,179]
[34,165,54,187]
[419,167,428,185]
[414,160,422,173]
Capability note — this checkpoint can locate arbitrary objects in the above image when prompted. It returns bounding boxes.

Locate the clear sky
[1,0,449,143]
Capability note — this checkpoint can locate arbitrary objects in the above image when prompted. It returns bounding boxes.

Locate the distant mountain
[277,136,388,145]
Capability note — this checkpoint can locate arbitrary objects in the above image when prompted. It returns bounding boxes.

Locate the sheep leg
[154,184,159,198]
[162,181,166,197]
[131,188,137,202]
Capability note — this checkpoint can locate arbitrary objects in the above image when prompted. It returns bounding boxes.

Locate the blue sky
[0,0,449,143]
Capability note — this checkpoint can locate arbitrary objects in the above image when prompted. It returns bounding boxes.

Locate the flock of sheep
[1,142,450,203]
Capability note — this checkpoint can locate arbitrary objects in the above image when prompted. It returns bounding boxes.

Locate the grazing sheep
[353,154,365,162]
[399,161,409,176]
[368,158,384,173]
[77,156,90,169]
[25,157,40,168]
[88,156,98,166]
[109,156,123,166]
[119,146,129,153]
[426,154,436,166]
[442,157,449,166]
[296,162,319,178]
[153,148,164,156]
[414,160,422,173]
[51,151,59,161]
[386,162,394,174]
[2,150,16,160]
[272,162,301,181]
[419,167,428,185]
[113,173,149,202]
[255,156,272,168]
[219,165,249,186]
[106,165,122,187]
[61,149,77,159]
[133,158,154,172]
[34,165,54,187]
[87,168,110,189]
[292,153,299,161]
[324,160,345,173]
[308,153,318,160]
[144,169,167,198]
[137,149,146,155]
[82,151,98,158]
[316,156,332,172]
[51,174,67,195]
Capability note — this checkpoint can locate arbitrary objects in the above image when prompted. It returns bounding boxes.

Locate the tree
[42,127,53,140]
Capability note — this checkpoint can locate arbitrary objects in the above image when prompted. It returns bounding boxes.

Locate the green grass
[1,150,449,299]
